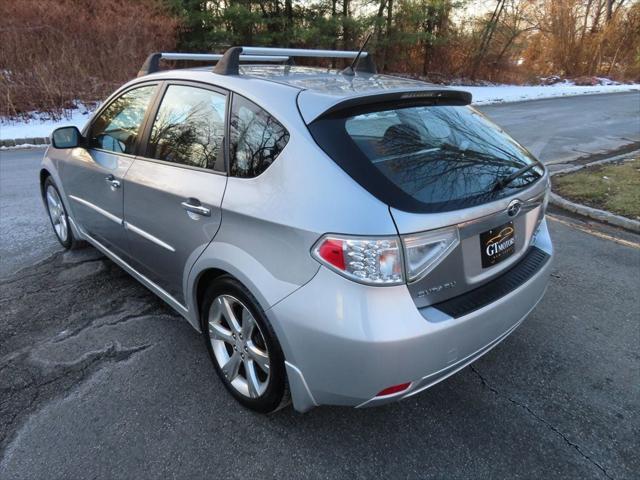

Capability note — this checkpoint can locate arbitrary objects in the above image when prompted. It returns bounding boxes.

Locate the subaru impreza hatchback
[41,47,553,413]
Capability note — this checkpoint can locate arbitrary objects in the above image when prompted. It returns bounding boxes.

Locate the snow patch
[0,143,44,150]
[464,83,639,105]
[0,104,95,141]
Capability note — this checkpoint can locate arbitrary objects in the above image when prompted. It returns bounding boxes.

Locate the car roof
[135,65,471,124]
[237,65,432,93]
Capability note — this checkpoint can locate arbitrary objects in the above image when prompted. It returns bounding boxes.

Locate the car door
[123,82,228,306]
[60,84,158,258]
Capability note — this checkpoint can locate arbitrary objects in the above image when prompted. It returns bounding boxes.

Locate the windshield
[308,102,544,212]
[343,105,542,208]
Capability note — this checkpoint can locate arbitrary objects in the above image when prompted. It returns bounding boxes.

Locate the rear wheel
[44,177,80,249]
[201,276,288,413]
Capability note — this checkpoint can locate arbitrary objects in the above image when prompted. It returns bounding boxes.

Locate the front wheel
[44,177,80,249]
[201,276,288,413]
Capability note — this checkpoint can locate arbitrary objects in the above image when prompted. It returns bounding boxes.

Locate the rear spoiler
[312,89,473,122]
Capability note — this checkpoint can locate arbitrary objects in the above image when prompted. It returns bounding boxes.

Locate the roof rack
[137,46,377,77]
[212,46,377,75]
[137,52,290,77]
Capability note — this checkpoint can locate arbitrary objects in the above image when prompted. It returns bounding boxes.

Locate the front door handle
[181,198,211,217]
[105,174,121,189]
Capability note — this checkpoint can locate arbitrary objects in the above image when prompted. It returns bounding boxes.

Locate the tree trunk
[471,0,505,79]
[285,0,293,46]
[382,0,393,71]
[331,0,338,67]
[374,0,387,41]
[343,0,350,50]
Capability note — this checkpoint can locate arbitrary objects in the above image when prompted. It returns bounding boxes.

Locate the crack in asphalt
[470,366,614,480]
[0,250,60,283]
[0,254,65,285]
[0,343,152,453]
[0,253,103,286]
[0,304,160,367]
[0,258,104,292]
[0,247,162,457]
[51,305,162,344]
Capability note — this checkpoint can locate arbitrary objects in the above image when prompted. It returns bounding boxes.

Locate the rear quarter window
[229,95,289,178]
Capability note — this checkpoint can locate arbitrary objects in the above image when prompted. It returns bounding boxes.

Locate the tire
[43,177,83,249]
[200,275,288,413]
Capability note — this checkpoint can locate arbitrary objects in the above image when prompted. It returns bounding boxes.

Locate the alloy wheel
[208,294,271,398]
[46,185,68,243]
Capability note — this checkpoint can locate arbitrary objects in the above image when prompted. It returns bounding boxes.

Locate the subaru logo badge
[507,199,522,217]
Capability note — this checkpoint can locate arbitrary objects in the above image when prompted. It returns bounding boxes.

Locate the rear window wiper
[492,162,542,192]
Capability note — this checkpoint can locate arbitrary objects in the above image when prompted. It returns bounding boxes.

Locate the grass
[553,158,640,220]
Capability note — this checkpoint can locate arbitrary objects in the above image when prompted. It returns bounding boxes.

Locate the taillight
[312,235,404,286]
[402,227,459,282]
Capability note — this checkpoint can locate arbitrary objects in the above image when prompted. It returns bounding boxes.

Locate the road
[1,93,639,479]
[0,149,59,276]
[479,91,640,164]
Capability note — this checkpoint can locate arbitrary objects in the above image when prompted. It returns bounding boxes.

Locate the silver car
[41,47,553,413]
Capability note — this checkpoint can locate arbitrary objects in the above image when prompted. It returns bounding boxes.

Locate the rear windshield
[309,104,543,212]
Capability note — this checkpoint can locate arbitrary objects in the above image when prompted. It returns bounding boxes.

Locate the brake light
[312,235,404,286]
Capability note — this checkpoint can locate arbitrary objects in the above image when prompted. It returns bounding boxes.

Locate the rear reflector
[376,382,411,397]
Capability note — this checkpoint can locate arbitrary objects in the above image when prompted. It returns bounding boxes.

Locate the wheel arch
[187,250,319,412]
[190,262,279,330]
[193,267,229,330]
[187,241,317,331]
[39,168,51,200]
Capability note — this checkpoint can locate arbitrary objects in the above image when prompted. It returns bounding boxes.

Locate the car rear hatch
[304,88,549,308]
[391,182,547,308]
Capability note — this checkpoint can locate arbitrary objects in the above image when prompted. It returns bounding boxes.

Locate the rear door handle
[105,174,121,189]
[181,198,211,217]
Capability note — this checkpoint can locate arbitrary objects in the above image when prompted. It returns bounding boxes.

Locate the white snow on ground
[0,105,94,141]
[0,84,638,143]
[464,82,639,105]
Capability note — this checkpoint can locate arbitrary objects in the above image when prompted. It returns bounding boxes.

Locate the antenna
[341,33,373,76]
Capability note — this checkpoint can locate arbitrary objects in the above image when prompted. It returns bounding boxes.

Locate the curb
[549,149,640,176]
[549,150,640,233]
[549,192,640,233]
[0,137,50,148]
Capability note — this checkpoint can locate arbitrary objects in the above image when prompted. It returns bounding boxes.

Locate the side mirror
[51,126,84,149]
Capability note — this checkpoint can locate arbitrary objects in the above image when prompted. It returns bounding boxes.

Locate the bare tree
[471,0,506,79]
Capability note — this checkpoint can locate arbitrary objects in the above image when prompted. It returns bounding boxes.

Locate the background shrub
[0,0,179,119]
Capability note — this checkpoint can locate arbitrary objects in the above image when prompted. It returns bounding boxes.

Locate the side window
[88,85,156,154]
[229,95,289,178]
[147,85,226,170]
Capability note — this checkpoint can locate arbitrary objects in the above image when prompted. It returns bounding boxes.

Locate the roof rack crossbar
[239,47,368,59]
[212,46,377,76]
[160,53,289,62]
[137,51,290,77]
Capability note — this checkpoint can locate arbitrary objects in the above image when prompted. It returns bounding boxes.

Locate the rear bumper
[269,219,553,412]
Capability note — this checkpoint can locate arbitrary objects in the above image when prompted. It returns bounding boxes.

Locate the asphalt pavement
[1,93,639,479]
[480,91,640,164]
